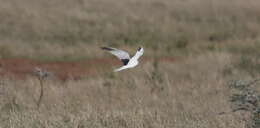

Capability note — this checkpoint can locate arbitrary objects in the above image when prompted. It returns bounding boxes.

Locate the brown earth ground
[0,57,176,80]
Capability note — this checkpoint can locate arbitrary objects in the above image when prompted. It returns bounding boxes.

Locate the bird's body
[114,59,138,72]
[101,46,144,72]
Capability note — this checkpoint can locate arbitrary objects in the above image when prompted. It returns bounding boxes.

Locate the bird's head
[138,46,143,52]
[137,47,144,57]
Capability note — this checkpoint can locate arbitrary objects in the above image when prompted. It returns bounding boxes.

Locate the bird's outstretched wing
[101,47,130,65]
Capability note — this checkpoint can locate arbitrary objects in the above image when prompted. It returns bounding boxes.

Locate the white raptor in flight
[101,46,144,72]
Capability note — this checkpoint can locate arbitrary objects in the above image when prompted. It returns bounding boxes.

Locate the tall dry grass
[0,52,250,127]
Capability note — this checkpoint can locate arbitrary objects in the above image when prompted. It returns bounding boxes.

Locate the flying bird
[101,46,144,72]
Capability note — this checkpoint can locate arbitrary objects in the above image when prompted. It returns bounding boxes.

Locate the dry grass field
[0,0,260,127]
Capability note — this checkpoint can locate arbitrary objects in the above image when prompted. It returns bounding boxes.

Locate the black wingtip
[101,47,112,51]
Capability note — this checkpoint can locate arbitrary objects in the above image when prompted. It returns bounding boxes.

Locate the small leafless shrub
[220,79,260,128]
[33,67,52,108]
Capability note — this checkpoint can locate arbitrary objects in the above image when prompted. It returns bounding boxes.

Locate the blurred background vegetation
[0,0,260,60]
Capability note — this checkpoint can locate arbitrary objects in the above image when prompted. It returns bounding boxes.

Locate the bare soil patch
[0,57,176,80]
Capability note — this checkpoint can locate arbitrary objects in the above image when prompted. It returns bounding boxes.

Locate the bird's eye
[138,47,142,51]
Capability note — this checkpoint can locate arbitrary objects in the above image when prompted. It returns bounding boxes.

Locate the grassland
[0,0,260,127]
[0,0,260,59]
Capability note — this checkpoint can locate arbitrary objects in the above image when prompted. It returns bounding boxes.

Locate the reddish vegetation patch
[0,57,176,80]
